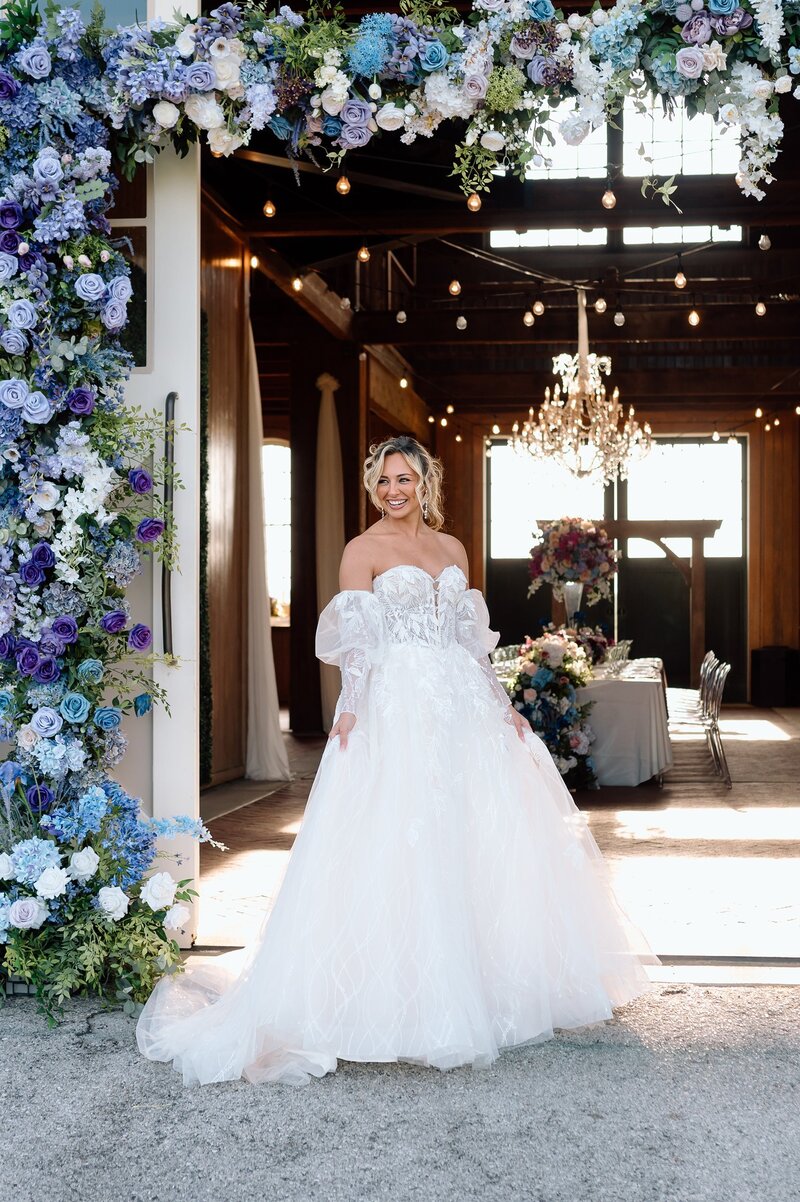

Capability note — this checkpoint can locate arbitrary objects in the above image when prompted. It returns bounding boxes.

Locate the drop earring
[422,499,429,521]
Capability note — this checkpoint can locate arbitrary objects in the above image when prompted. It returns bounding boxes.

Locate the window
[531,102,608,179]
[489,443,605,559]
[622,96,740,178]
[261,442,291,613]
[625,439,744,559]
[490,228,608,249]
[622,224,742,246]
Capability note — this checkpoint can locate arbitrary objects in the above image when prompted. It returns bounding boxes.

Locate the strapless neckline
[372,564,466,587]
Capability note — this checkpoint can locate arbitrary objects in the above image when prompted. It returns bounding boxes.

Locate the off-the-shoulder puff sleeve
[315,590,384,721]
[455,588,514,717]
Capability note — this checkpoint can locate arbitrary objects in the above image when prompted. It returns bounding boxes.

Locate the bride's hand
[507,707,529,742]
[329,711,357,750]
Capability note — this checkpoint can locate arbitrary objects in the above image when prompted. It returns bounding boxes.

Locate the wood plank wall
[201,205,249,783]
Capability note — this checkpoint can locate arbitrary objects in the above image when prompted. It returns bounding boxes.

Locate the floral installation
[540,619,610,664]
[504,630,598,788]
[528,517,618,604]
[91,0,800,201]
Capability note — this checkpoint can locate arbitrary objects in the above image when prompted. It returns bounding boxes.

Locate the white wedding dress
[137,564,654,1086]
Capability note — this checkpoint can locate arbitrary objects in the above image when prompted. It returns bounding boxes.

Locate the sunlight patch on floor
[608,807,800,843]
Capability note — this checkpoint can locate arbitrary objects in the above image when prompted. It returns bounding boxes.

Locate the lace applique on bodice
[372,563,465,649]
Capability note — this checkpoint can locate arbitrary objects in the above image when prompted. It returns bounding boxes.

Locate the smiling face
[376,451,421,520]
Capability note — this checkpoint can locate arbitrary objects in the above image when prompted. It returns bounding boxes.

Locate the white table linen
[576,660,673,787]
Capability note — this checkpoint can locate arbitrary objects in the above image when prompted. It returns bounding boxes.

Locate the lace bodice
[316,564,511,722]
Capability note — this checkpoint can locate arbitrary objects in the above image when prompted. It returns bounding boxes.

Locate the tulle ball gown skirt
[136,642,654,1086]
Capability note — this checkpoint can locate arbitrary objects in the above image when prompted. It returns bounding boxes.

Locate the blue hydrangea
[0,893,10,943]
[9,835,62,885]
[33,190,88,243]
[41,783,108,842]
[103,539,142,587]
[649,57,701,96]
[99,779,157,888]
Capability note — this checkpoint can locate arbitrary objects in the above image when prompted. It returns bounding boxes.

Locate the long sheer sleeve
[315,590,385,722]
[455,588,515,720]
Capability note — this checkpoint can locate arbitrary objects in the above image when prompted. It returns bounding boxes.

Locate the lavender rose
[0,378,28,409]
[128,468,153,494]
[17,42,52,80]
[22,390,52,423]
[510,31,538,59]
[51,615,78,643]
[338,124,372,149]
[464,73,489,100]
[527,56,552,85]
[108,276,133,303]
[0,328,27,355]
[33,656,60,683]
[0,251,18,281]
[74,273,107,304]
[30,706,63,737]
[31,542,55,569]
[38,632,65,657]
[339,98,371,128]
[136,517,165,543]
[675,46,705,77]
[681,12,713,43]
[8,896,49,930]
[8,300,37,329]
[0,69,19,100]
[710,8,752,33]
[101,299,127,331]
[100,609,127,634]
[0,201,23,229]
[67,386,95,415]
[127,623,153,652]
[32,148,63,192]
[185,61,216,90]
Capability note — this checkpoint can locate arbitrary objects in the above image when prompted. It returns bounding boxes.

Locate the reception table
[576,659,673,787]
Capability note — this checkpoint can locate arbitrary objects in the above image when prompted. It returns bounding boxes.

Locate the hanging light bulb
[262,199,276,218]
[774,417,781,427]
[755,407,763,418]
[765,422,772,432]
[440,417,448,427]
[755,299,767,317]
[427,415,435,424]
[613,307,626,327]
[688,299,700,327]
[249,255,259,270]
[446,404,455,414]
[533,298,545,316]
[399,376,408,389]
[395,309,407,324]
[795,405,800,416]
[492,422,500,434]
[727,435,738,445]
[674,254,687,289]
[455,433,463,443]
[712,430,720,442]
[456,315,467,330]
[594,295,607,314]
[357,245,371,263]
[523,310,535,327]
[758,232,771,251]
[601,187,617,210]
[448,279,462,296]
[291,275,303,292]
[466,192,482,212]
[336,174,351,195]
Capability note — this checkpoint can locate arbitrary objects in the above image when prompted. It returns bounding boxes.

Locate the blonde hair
[363,435,445,531]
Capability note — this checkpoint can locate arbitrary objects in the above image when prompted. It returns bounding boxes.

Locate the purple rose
[30,706,62,737]
[38,632,65,657]
[67,386,95,415]
[0,251,17,282]
[127,623,153,652]
[22,390,52,424]
[340,98,371,128]
[527,56,552,85]
[16,645,39,675]
[74,273,107,304]
[338,124,372,149]
[8,897,48,930]
[31,542,55,569]
[101,299,127,331]
[108,276,133,303]
[51,615,78,644]
[510,31,537,59]
[710,7,753,33]
[26,782,54,812]
[681,12,712,43]
[0,69,19,100]
[0,201,23,229]
[100,609,127,634]
[0,229,19,253]
[0,633,16,659]
[675,46,705,78]
[136,517,165,543]
[17,42,51,80]
[19,559,45,586]
[32,148,63,192]
[33,655,60,683]
[128,468,153,494]
[8,299,37,328]
[0,328,27,355]
[464,73,489,100]
[185,61,216,90]
[0,378,27,409]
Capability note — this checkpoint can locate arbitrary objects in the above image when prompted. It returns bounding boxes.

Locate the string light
[399,376,408,389]
[440,417,448,427]
[755,299,767,317]
[466,192,482,212]
[262,199,276,218]
[674,254,687,289]
[712,430,720,442]
[291,275,303,292]
[774,417,781,427]
[533,298,545,316]
[455,433,463,443]
[758,232,771,251]
[456,315,467,330]
[727,435,738,445]
[765,422,772,432]
[446,404,455,414]
[796,406,800,416]
[448,279,462,296]
[601,187,617,210]
[755,407,763,418]
[613,307,626,327]
[492,422,500,434]
[523,310,535,327]
[336,174,351,195]
[427,415,435,424]
[594,295,607,314]
[357,245,370,263]
[688,298,700,327]
[249,255,259,269]
[395,309,407,324]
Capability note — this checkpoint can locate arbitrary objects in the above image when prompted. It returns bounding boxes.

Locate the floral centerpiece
[540,619,610,664]
[528,517,618,604]
[505,631,598,789]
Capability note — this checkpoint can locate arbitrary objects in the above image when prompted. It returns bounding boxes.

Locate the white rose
[184,93,225,131]
[97,885,130,922]
[718,102,738,125]
[175,24,197,57]
[567,12,584,30]
[480,130,506,152]
[228,38,246,62]
[213,55,241,91]
[207,126,244,155]
[375,102,406,132]
[16,724,39,752]
[750,79,773,101]
[556,22,571,39]
[69,846,100,884]
[140,870,178,911]
[163,903,191,931]
[8,896,49,930]
[775,74,792,94]
[702,41,726,71]
[368,82,382,100]
[591,9,607,24]
[320,86,345,116]
[33,480,60,510]
[153,100,180,129]
[35,865,70,900]
[0,851,13,879]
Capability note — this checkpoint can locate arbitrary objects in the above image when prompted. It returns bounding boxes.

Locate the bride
[137,434,654,1086]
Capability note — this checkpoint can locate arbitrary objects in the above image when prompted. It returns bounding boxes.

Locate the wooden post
[691,534,707,687]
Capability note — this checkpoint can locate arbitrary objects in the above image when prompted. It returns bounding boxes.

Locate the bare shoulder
[339,534,376,591]
[434,532,469,576]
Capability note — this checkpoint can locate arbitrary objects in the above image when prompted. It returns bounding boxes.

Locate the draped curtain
[315,373,346,732]
[245,323,291,781]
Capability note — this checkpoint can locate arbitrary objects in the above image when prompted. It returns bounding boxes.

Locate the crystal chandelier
[509,288,652,484]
